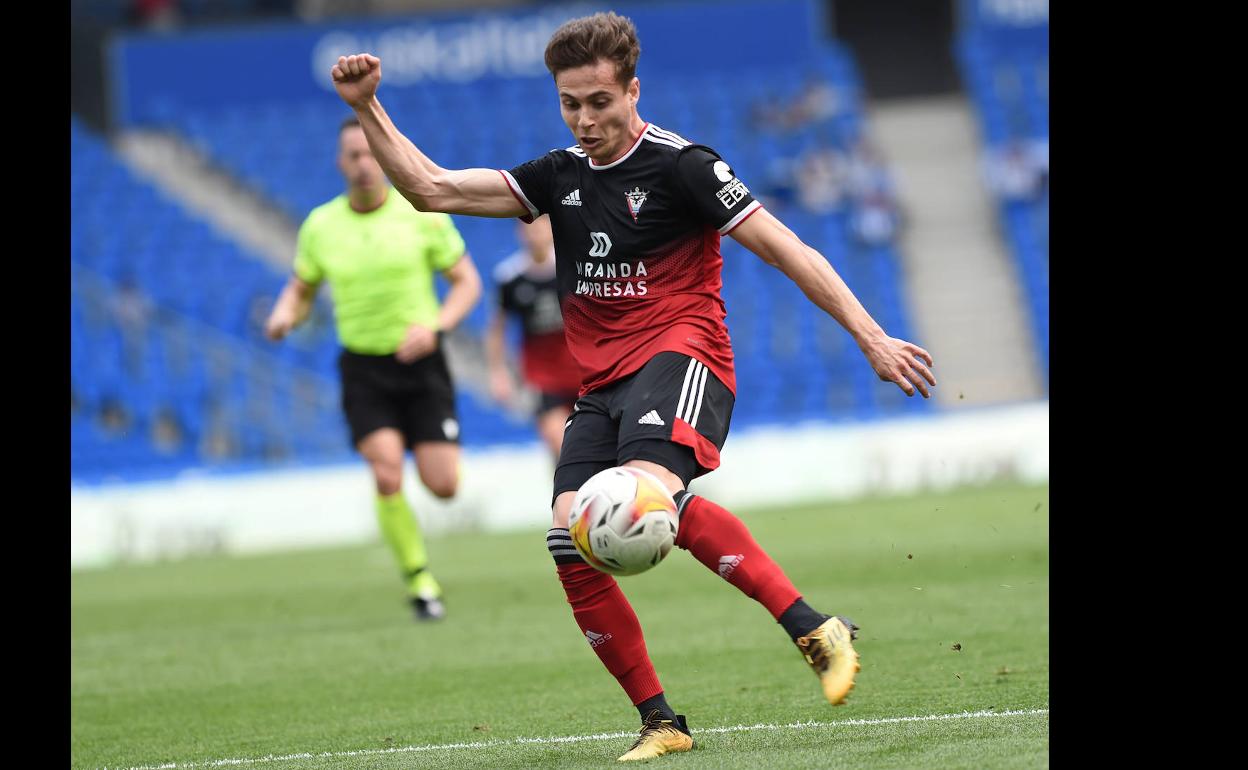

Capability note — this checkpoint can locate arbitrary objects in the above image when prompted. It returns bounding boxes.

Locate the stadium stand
[71,41,931,483]
[955,22,1049,378]
[71,117,536,482]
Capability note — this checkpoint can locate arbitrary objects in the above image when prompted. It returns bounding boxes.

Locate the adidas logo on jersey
[718,554,744,579]
[586,629,613,647]
[638,410,665,426]
[562,189,583,206]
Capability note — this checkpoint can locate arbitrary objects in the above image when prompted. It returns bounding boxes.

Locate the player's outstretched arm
[331,54,527,218]
[730,208,936,398]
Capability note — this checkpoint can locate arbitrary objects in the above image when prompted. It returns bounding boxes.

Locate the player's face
[555,59,641,164]
[337,126,384,192]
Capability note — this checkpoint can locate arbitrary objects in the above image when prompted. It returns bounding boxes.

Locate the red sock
[675,495,801,619]
[555,561,664,705]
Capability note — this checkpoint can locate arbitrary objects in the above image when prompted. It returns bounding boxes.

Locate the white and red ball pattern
[568,467,680,576]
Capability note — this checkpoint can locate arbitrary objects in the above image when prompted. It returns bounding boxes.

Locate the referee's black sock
[778,599,831,642]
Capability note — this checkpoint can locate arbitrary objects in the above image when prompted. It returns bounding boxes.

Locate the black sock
[636,693,677,723]
[778,598,830,641]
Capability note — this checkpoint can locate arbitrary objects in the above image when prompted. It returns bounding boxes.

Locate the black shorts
[552,351,734,502]
[535,389,578,420]
[338,347,460,449]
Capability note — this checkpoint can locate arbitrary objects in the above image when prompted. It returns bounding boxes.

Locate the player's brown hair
[339,115,361,133]
[544,12,641,86]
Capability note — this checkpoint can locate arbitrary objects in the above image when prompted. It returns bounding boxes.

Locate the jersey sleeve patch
[674,146,758,233]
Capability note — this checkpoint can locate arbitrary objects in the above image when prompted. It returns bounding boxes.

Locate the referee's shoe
[408,569,446,621]
[410,592,445,621]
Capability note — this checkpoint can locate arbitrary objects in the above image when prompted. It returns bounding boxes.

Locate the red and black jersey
[494,252,582,394]
[500,123,762,396]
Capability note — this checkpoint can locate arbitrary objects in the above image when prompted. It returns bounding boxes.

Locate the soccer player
[329,12,934,760]
[485,215,582,461]
[264,116,483,622]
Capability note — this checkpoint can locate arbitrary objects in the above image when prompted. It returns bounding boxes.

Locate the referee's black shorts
[338,347,460,449]
[552,351,734,503]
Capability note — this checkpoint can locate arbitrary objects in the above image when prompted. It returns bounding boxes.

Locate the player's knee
[422,471,457,499]
[372,465,403,496]
[373,475,403,496]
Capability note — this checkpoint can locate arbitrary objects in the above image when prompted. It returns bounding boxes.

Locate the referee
[265,116,482,621]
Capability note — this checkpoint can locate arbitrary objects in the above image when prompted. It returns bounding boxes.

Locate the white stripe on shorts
[674,358,699,423]
[682,362,706,423]
[690,364,710,428]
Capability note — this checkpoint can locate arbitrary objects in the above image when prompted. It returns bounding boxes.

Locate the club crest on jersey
[624,186,649,222]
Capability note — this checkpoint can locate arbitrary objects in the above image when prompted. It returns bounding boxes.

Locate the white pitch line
[95,708,1048,770]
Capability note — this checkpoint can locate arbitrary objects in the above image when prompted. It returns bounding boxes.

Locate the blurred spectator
[110,274,153,333]
[749,94,787,135]
[98,398,131,435]
[151,408,184,455]
[846,138,895,201]
[201,412,239,460]
[982,140,1043,201]
[850,190,902,247]
[789,76,843,126]
[750,75,843,134]
[111,274,153,374]
[795,144,849,214]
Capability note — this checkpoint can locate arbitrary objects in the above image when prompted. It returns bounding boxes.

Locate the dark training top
[494,252,582,395]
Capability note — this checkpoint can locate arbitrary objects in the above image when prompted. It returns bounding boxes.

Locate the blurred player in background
[329,11,933,760]
[265,116,482,622]
[485,215,581,461]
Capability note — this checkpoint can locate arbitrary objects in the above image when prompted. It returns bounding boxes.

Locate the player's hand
[264,309,296,341]
[489,368,514,403]
[860,334,935,398]
[396,323,438,363]
[331,54,382,109]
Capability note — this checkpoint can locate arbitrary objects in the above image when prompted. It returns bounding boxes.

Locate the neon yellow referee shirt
[294,189,466,355]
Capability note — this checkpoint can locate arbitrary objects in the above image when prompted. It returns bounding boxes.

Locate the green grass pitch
[71,481,1049,769]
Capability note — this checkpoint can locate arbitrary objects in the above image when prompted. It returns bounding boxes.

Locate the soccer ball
[568,467,679,576]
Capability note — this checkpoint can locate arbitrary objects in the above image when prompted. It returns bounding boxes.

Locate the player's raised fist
[331,54,382,109]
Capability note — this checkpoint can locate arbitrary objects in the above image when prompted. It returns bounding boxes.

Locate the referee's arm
[396,253,481,364]
[434,253,482,334]
[265,276,318,341]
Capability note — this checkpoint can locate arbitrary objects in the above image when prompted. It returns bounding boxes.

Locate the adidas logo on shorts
[638,410,665,426]
[562,189,583,206]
